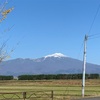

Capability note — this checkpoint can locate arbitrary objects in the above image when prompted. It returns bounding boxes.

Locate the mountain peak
[44,53,67,58]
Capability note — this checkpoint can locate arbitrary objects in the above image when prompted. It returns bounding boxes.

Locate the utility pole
[82,34,88,97]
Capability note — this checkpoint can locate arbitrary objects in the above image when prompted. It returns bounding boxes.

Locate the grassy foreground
[0,79,99,99]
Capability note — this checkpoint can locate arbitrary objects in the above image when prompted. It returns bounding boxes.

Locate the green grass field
[0,79,99,100]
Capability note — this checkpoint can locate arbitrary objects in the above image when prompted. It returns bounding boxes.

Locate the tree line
[18,74,100,80]
[0,74,99,80]
[0,75,13,80]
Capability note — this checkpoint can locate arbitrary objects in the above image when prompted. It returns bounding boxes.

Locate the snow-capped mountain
[0,53,100,76]
[44,53,67,58]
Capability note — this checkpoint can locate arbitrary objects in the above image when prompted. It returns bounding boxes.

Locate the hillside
[0,53,100,76]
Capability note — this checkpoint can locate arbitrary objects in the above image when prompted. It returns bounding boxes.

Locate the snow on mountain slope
[44,53,67,58]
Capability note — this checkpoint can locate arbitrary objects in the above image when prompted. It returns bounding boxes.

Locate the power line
[87,33,100,40]
[88,33,100,37]
[88,35,100,40]
[88,4,100,35]
[78,3,100,59]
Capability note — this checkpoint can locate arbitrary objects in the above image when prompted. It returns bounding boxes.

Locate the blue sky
[0,0,100,64]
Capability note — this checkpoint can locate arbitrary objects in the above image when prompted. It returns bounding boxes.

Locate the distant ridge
[0,53,100,76]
